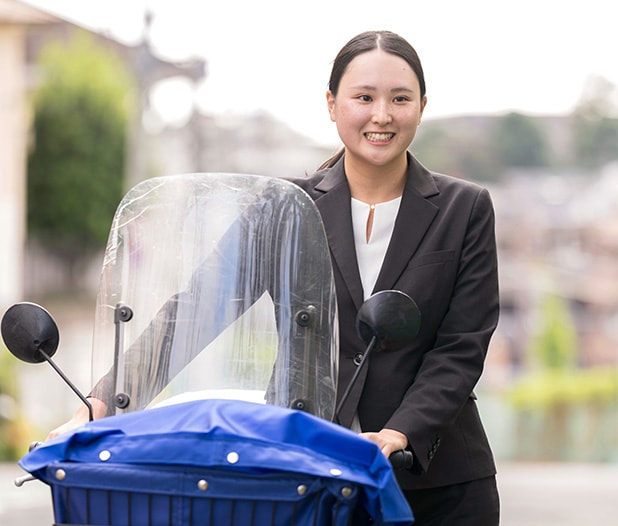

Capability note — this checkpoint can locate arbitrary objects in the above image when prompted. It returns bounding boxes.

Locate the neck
[344,155,407,204]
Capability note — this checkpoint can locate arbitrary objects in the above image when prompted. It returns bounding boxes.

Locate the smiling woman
[288,30,501,525]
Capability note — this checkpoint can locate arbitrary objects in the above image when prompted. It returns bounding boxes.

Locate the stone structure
[0,0,57,309]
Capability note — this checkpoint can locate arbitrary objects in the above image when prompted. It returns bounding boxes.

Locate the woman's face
[327,49,427,171]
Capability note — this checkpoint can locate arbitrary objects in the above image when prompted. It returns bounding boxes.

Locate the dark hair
[319,31,426,170]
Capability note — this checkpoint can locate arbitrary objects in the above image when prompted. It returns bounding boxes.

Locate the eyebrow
[350,85,415,94]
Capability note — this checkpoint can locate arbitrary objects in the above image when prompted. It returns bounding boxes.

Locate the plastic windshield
[89,173,338,421]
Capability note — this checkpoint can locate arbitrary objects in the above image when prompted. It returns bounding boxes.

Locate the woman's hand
[46,398,108,441]
[360,428,408,458]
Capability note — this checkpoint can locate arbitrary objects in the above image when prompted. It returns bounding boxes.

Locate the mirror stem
[334,335,377,424]
[38,348,93,422]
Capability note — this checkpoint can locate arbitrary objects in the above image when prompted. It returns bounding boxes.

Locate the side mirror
[1,302,59,363]
[2,302,93,421]
[356,290,420,351]
[335,290,420,424]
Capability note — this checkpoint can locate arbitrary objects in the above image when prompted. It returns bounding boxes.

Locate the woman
[48,29,500,525]
[289,30,500,524]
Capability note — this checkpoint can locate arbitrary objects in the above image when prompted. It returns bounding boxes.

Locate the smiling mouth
[365,132,395,142]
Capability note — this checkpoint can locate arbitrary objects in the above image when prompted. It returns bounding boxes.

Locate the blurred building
[0,0,55,311]
[156,110,334,178]
[490,165,618,374]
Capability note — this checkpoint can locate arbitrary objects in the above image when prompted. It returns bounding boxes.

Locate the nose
[372,101,392,125]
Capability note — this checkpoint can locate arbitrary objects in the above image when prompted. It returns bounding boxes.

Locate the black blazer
[290,153,499,490]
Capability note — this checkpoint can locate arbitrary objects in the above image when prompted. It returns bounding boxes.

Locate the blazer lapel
[310,154,440,305]
[373,155,440,293]
[312,162,365,311]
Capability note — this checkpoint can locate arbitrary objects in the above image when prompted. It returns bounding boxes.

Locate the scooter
[2,173,419,525]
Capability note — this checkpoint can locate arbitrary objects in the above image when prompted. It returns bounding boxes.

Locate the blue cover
[20,399,413,525]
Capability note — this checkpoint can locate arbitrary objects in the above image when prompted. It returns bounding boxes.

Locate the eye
[393,95,410,103]
[358,94,372,102]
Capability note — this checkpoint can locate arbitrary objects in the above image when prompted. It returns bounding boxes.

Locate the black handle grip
[28,441,42,452]
[389,449,413,470]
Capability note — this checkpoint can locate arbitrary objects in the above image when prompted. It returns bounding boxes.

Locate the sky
[24,0,618,145]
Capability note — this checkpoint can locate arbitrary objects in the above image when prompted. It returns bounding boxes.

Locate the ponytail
[317,147,344,171]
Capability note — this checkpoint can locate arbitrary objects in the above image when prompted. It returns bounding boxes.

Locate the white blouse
[351,196,402,301]
[349,196,402,433]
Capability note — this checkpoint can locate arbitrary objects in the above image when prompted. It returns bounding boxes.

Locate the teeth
[366,132,394,142]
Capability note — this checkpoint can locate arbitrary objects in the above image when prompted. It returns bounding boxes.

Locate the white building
[0,0,58,310]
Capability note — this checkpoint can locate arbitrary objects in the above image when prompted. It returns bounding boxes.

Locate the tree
[412,123,499,181]
[27,31,135,285]
[528,293,578,370]
[0,345,31,461]
[571,75,618,169]
[508,293,618,461]
[491,112,550,169]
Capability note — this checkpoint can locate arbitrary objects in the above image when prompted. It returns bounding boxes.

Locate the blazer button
[353,353,364,366]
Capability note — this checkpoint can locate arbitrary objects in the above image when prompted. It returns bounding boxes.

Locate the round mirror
[356,290,421,350]
[1,302,59,363]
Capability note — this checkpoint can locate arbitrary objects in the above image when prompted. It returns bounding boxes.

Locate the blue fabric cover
[20,399,413,524]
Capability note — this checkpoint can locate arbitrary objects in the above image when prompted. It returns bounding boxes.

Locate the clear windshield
[89,173,338,421]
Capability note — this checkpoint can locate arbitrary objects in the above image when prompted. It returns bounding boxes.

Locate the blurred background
[1,0,617,524]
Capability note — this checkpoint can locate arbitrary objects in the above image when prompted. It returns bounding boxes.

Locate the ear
[326,90,336,122]
[418,95,428,125]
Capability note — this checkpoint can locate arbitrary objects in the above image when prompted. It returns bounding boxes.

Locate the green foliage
[412,123,499,181]
[412,125,452,172]
[508,367,618,409]
[27,30,135,267]
[506,292,618,461]
[572,114,618,169]
[413,112,552,182]
[491,112,550,168]
[0,344,33,460]
[508,293,582,409]
[528,293,578,370]
[507,366,618,461]
[404,78,618,181]
[570,76,618,168]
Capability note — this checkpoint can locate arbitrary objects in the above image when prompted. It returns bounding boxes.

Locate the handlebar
[389,449,414,470]
[13,441,42,487]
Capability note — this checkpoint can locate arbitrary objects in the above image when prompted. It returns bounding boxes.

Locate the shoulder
[407,155,495,220]
[413,157,486,195]
[425,169,493,208]
[284,171,327,197]
[433,172,491,201]
[284,158,347,201]
[406,153,489,198]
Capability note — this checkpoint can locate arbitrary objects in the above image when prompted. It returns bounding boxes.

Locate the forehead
[341,49,419,89]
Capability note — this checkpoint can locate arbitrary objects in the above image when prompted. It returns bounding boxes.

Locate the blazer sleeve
[385,186,499,474]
